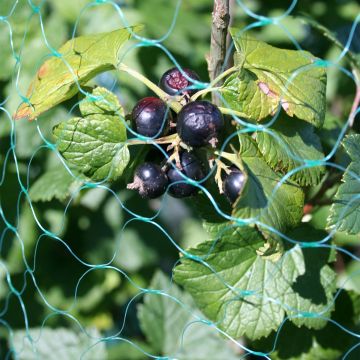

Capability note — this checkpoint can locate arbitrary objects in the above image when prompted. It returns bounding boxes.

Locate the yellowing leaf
[14,26,142,120]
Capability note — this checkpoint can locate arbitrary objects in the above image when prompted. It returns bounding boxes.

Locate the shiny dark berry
[127,163,168,199]
[177,100,224,148]
[159,67,200,96]
[167,152,205,198]
[223,167,246,204]
[132,97,169,138]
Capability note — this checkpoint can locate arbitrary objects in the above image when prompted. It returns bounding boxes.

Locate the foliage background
[0,0,360,358]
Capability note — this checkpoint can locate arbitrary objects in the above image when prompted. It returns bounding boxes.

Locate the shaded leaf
[11,327,106,360]
[138,271,239,359]
[256,116,325,186]
[114,229,158,272]
[233,134,304,233]
[252,290,360,360]
[328,134,360,234]
[174,225,336,340]
[29,166,83,202]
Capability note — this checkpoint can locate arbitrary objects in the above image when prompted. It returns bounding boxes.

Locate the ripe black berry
[127,163,168,199]
[159,67,200,96]
[177,100,224,148]
[132,97,169,138]
[167,152,205,198]
[223,167,246,204]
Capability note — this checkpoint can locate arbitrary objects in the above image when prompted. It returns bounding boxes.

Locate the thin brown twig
[208,0,230,105]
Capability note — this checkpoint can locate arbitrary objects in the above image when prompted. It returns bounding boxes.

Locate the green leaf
[79,85,123,116]
[53,87,129,181]
[6,203,39,274]
[107,340,152,360]
[223,31,327,127]
[113,229,158,272]
[180,218,209,249]
[29,166,83,202]
[338,260,360,294]
[11,327,106,360]
[0,266,7,300]
[252,290,360,360]
[174,225,336,340]
[255,116,325,186]
[14,26,141,120]
[138,271,239,359]
[233,134,304,233]
[327,134,360,235]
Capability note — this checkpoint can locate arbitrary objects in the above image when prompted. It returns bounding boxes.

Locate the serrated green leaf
[11,327,106,360]
[252,290,360,360]
[79,85,123,116]
[29,166,83,202]
[256,116,325,186]
[174,225,336,340]
[233,134,304,233]
[53,87,129,181]
[222,31,327,127]
[14,26,141,120]
[138,271,239,359]
[328,134,360,235]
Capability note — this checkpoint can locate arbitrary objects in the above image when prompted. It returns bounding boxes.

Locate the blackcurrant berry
[177,100,224,148]
[132,97,169,138]
[223,167,246,205]
[167,152,205,198]
[159,67,200,96]
[127,163,168,199]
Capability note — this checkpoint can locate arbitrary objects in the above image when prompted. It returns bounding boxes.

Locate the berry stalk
[118,63,182,113]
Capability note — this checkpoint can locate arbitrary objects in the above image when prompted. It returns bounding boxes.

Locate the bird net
[1,0,360,359]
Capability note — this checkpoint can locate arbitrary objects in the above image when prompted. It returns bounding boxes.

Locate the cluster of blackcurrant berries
[127,67,246,204]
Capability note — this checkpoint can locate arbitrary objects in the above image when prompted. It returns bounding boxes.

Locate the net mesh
[1,0,360,359]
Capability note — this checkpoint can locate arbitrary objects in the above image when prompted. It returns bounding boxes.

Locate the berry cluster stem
[126,133,178,146]
[190,66,238,102]
[214,147,246,174]
[118,64,182,113]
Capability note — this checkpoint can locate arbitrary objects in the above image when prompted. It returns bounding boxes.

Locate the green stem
[190,66,237,101]
[214,149,245,173]
[118,64,182,113]
[191,87,222,101]
[218,106,249,119]
[210,65,237,86]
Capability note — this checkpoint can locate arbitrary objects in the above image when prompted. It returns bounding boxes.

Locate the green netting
[1,0,360,359]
